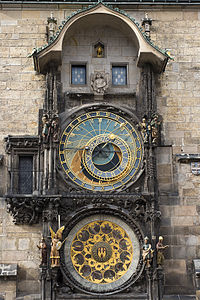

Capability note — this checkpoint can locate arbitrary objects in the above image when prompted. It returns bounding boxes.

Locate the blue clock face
[59,111,143,191]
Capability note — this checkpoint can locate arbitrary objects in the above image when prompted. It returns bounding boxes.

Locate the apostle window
[112,66,127,86]
[71,65,86,85]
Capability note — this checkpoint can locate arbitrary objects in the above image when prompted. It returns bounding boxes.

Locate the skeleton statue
[139,116,150,143]
[150,113,161,144]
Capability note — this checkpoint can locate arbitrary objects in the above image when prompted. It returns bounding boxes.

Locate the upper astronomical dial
[59,111,143,191]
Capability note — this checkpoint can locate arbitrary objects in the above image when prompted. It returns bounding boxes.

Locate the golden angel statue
[49,226,65,267]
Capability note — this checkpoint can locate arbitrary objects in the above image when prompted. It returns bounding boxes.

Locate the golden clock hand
[108,123,126,136]
[101,150,121,153]
[100,134,115,151]
[64,146,89,150]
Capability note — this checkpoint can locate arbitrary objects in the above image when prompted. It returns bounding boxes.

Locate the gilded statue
[142,237,154,268]
[156,236,169,267]
[50,226,65,267]
[96,46,103,58]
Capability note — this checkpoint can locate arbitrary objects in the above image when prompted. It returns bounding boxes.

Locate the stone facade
[0,2,200,298]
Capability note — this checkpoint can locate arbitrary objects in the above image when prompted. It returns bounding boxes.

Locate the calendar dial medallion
[70,221,133,284]
[59,111,143,191]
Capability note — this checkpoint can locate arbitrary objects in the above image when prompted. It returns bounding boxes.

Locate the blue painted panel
[71,65,86,85]
[112,66,127,85]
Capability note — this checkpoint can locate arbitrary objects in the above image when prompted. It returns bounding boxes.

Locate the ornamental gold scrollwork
[70,221,133,284]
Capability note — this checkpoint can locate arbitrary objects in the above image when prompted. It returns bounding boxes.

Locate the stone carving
[142,13,152,38]
[5,196,61,225]
[4,136,39,154]
[91,71,109,95]
[50,226,65,267]
[47,13,57,43]
[51,115,60,143]
[142,237,154,268]
[37,236,47,266]
[156,236,169,267]
[139,115,150,143]
[150,113,161,145]
[42,113,60,143]
[6,196,47,225]
[191,162,200,176]
[138,113,161,145]
[42,114,51,143]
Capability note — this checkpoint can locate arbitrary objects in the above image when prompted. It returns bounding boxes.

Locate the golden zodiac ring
[70,221,133,284]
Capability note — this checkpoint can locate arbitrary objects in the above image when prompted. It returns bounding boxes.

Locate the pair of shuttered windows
[71,65,127,86]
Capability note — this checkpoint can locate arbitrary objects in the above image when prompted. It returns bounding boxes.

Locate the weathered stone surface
[0,3,200,297]
[18,239,30,251]
[0,264,17,277]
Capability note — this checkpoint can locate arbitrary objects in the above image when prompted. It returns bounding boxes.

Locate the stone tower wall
[0,4,200,296]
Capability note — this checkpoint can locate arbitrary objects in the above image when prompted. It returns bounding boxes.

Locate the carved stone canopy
[32,3,170,74]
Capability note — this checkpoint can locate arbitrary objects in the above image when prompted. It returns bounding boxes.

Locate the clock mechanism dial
[59,111,143,191]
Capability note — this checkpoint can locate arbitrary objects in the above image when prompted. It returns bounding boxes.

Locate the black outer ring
[60,205,145,295]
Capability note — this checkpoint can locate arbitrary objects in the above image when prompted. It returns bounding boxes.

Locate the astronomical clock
[59,110,143,192]
[5,3,166,299]
[57,104,146,296]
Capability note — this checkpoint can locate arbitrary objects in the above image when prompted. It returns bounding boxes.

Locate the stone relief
[91,71,109,95]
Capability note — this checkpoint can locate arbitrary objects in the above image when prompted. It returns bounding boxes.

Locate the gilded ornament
[70,221,133,284]
[50,226,65,267]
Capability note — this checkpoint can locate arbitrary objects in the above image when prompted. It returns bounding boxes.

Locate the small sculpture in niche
[139,115,150,143]
[91,71,109,95]
[138,113,162,145]
[42,114,51,143]
[50,226,65,267]
[150,113,161,144]
[142,236,154,268]
[156,236,169,267]
[94,41,105,58]
[51,114,60,143]
[41,113,60,144]
[37,235,47,266]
